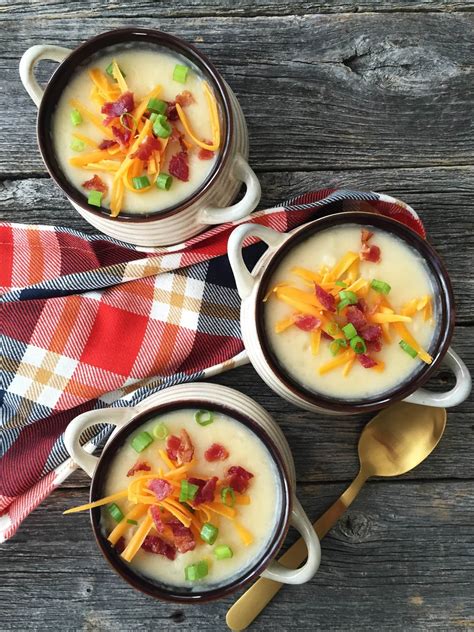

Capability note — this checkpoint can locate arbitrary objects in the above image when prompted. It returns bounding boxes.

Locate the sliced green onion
[337,299,351,312]
[371,279,392,295]
[156,172,173,191]
[70,138,85,152]
[153,114,172,139]
[179,479,199,503]
[127,519,138,525]
[200,522,219,545]
[399,339,418,358]
[152,422,169,440]
[350,336,367,355]
[149,112,158,123]
[107,503,124,523]
[185,560,208,581]
[195,410,214,426]
[131,430,153,453]
[70,109,82,126]
[338,290,358,304]
[329,338,347,356]
[132,175,150,190]
[327,322,340,336]
[214,544,233,560]
[181,502,195,514]
[147,97,167,115]
[335,280,347,288]
[120,112,136,132]
[342,323,357,339]
[221,486,235,507]
[173,64,189,84]
[87,190,103,207]
[106,61,126,78]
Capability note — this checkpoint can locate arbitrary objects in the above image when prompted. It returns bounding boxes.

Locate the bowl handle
[228,222,287,299]
[198,154,261,224]
[260,497,321,585]
[403,347,471,408]
[19,44,71,107]
[64,407,137,478]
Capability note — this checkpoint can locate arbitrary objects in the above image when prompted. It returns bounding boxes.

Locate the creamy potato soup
[72,409,281,589]
[53,47,221,216]
[264,225,437,400]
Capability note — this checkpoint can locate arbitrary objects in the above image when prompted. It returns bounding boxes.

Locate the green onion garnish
[152,114,172,139]
[70,138,85,152]
[120,112,137,132]
[200,522,219,545]
[147,97,167,115]
[350,336,367,354]
[70,109,82,126]
[173,64,189,84]
[149,112,158,123]
[107,503,124,523]
[87,190,103,207]
[329,338,347,356]
[342,323,357,339]
[106,61,126,78]
[152,422,169,440]
[185,560,208,581]
[338,290,358,304]
[127,519,138,525]
[195,410,214,426]
[179,480,200,503]
[221,486,235,507]
[337,299,351,312]
[371,279,392,295]
[132,175,150,190]
[131,431,153,453]
[214,544,233,560]
[156,172,173,191]
[327,322,340,336]
[399,339,418,358]
[335,280,347,288]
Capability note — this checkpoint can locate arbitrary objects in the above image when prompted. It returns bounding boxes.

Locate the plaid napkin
[0,189,425,542]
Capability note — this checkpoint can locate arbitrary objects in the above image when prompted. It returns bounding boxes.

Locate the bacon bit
[166,435,181,462]
[358,354,378,368]
[167,518,196,553]
[361,229,374,244]
[111,125,131,147]
[366,339,383,353]
[115,536,126,554]
[98,139,118,150]
[169,151,189,182]
[360,324,382,342]
[170,127,188,153]
[147,478,173,501]
[126,461,151,477]
[204,443,229,462]
[175,90,195,107]
[188,476,218,505]
[345,306,367,330]
[166,100,179,121]
[226,466,254,494]
[166,430,194,465]
[142,534,176,560]
[360,244,381,263]
[149,505,165,533]
[357,298,368,313]
[315,284,336,312]
[321,330,332,340]
[130,136,162,160]
[294,314,321,332]
[82,174,107,193]
[101,91,135,125]
[198,147,215,160]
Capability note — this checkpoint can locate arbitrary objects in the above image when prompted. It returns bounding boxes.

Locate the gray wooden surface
[1,1,473,630]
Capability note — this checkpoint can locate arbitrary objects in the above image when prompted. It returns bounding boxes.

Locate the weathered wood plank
[1,13,473,175]
[2,481,473,631]
[2,166,472,322]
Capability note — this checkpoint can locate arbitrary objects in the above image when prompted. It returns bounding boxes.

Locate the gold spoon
[226,402,447,631]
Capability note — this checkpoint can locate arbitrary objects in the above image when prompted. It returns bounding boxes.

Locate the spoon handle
[226,470,368,631]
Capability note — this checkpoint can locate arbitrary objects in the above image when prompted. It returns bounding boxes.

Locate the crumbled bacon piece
[205,443,229,462]
[198,147,214,160]
[111,125,131,147]
[360,244,381,263]
[366,339,383,353]
[147,478,173,501]
[98,139,118,150]
[166,430,194,465]
[321,330,332,340]
[130,136,161,160]
[357,298,368,313]
[101,91,135,125]
[167,518,196,553]
[82,174,107,193]
[166,100,179,121]
[169,151,189,182]
[345,306,367,330]
[126,461,151,477]
[166,434,181,462]
[226,466,254,494]
[187,476,218,505]
[115,536,126,554]
[149,505,165,533]
[175,90,195,107]
[361,229,374,244]
[315,284,336,312]
[360,324,382,342]
[358,354,378,368]
[142,535,176,560]
[294,314,321,332]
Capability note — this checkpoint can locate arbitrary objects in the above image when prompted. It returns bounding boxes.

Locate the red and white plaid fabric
[0,189,425,542]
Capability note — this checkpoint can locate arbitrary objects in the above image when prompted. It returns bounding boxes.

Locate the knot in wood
[337,511,371,542]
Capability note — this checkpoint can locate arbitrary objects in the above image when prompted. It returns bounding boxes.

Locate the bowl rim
[254,211,456,413]
[36,27,234,223]
[89,398,292,603]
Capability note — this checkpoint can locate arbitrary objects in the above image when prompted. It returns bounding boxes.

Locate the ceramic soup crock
[228,210,471,415]
[19,28,261,247]
[64,383,321,603]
